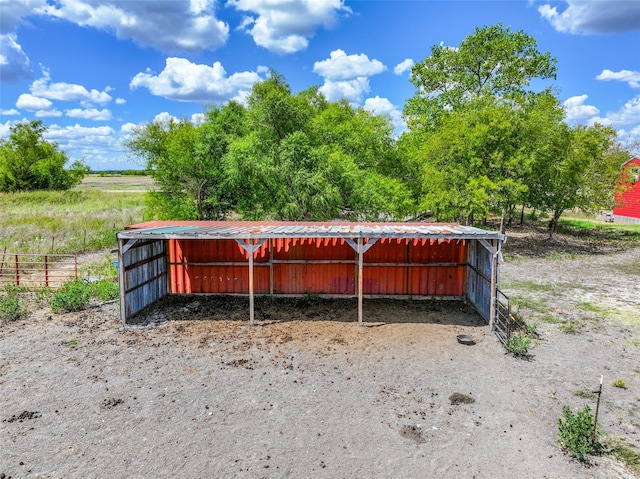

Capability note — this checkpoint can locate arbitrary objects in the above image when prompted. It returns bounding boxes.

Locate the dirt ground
[1,228,639,478]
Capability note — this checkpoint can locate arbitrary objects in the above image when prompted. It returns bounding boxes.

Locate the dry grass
[0,188,146,255]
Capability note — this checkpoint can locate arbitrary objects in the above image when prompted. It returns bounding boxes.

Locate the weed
[49,280,91,313]
[0,292,27,321]
[560,321,584,334]
[573,388,596,400]
[604,435,640,475]
[611,378,627,389]
[68,338,78,346]
[513,316,540,339]
[504,334,531,358]
[558,404,602,462]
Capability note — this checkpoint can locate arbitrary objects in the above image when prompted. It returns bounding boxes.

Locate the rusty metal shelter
[116,221,507,334]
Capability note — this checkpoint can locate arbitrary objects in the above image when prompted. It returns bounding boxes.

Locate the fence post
[44,255,49,287]
[15,254,19,286]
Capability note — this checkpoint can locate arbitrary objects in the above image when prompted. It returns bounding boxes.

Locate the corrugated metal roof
[119,220,505,241]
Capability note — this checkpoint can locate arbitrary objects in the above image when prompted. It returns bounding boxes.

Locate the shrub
[612,378,627,389]
[49,280,91,313]
[558,405,602,462]
[0,292,27,321]
[504,334,531,358]
[92,280,119,301]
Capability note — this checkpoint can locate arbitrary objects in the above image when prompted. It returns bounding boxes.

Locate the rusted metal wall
[121,239,168,319]
[169,237,466,297]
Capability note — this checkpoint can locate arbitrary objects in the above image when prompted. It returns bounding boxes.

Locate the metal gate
[494,288,511,345]
[0,254,78,288]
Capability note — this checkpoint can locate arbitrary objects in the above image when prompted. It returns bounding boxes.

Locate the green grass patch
[604,436,640,475]
[502,280,555,292]
[0,189,146,254]
[558,217,640,243]
[510,295,549,313]
[561,321,585,334]
[541,313,566,324]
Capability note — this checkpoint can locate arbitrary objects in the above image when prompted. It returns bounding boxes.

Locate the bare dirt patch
[1,242,639,478]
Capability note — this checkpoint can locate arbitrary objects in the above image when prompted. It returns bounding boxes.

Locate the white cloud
[30,67,112,104]
[538,0,640,34]
[563,95,600,121]
[35,109,62,118]
[65,108,113,121]
[130,57,262,102]
[313,50,386,103]
[0,109,20,116]
[603,95,640,126]
[36,0,229,53]
[313,49,386,81]
[0,33,32,82]
[191,113,206,125]
[16,93,53,111]
[115,98,127,105]
[230,0,351,54]
[394,58,414,76]
[153,112,179,124]
[596,69,640,89]
[44,123,118,154]
[120,122,139,135]
[363,96,405,131]
[319,78,371,103]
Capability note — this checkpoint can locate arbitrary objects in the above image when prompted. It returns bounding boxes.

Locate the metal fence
[494,288,511,345]
[0,254,77,289]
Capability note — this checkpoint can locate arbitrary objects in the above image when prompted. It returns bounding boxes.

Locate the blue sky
[1,0,639,171]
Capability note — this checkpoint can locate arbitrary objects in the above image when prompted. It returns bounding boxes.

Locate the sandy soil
[1,239,639,478]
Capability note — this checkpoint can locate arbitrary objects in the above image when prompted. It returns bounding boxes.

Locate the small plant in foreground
[49,280,91,313]
[0,292,27,321]
[504,334,531,358]
[558,405,602,462]
[611,378,627,389]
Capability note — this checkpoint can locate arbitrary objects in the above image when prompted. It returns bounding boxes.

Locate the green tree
[404,97,521,223]
[405,23,556,130]
[125,102,245,220]
[0,120,88,192]
[527,123,628,237]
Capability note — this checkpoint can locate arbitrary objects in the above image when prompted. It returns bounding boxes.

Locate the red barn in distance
[613,157,640,224]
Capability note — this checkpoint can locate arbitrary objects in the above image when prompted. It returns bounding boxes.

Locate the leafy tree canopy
[0,120,89,193]
[405,23,557,130]
[126,72,414,221]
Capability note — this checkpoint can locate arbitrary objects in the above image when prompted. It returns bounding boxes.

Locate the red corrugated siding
[614,158,640,219]
[169,237,466,297]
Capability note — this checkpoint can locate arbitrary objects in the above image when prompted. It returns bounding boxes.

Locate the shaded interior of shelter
[131,294,487,328]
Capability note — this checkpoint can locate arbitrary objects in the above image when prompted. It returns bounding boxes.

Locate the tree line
[2,24,632,236]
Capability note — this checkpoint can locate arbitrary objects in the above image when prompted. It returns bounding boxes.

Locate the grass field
[0,176,148,255]
[74,173,155,192]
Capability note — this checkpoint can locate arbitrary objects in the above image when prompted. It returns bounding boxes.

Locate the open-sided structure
[116,221,507,336]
